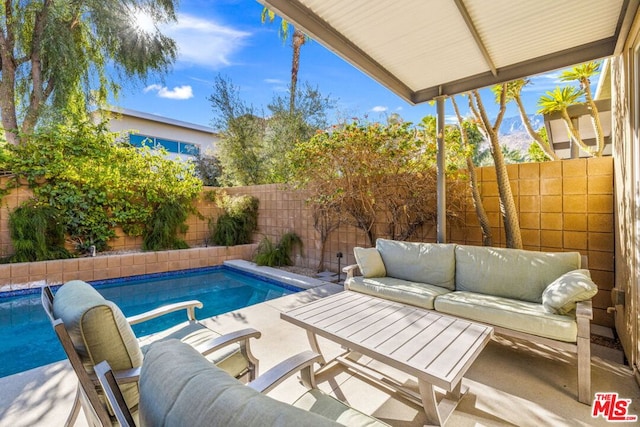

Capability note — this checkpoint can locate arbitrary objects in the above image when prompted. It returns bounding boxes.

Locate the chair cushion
[52,280,142,411]
[293,388,389,426]
[353,247,386,278]
[435,291,578,342]
[346,276,451,310]
[542,269,598,315]
[455,246,581,303]
[138,321,248,378]
[376,239,457,290]
[140,340,342,427]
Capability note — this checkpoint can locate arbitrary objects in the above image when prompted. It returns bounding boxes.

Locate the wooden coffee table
[281,291,493,426]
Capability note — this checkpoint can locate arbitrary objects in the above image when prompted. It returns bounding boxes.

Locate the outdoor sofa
[344,238,598,404]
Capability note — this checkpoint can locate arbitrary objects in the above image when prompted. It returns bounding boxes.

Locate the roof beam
[412,37,617,104]
[453,0,497,77]
[257,0,415,102]
[613,0,640,54]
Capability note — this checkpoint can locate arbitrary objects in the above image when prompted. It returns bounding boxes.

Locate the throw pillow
[353,247,386,278]
[542,269,598,315]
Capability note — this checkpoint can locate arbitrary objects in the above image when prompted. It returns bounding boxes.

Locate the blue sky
[113,0,598,129]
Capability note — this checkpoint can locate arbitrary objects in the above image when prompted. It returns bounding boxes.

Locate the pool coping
[223,259,332,290]
[0,258,333,299]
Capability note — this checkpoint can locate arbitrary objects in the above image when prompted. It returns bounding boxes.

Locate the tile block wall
[0,158,615,326]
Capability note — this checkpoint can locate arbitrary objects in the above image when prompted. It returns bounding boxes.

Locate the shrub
[143,202,190,251]
[254,232,303,267]
[2,118,201,256]
[211,193,259,246]
[6,202,72,262]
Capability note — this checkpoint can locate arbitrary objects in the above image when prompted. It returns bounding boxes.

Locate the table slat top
[282,291,493,390]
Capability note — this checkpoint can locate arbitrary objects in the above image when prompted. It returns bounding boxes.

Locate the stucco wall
[611,46,640,367]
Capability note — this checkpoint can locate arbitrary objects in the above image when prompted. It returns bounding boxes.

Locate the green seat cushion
[435,291,578,342]
[138,321,248,378]
[293,388,389,426]
[346,276,451,310]
[52,280,142,412]
[455,246,581,303]
[140,340,342,427]
[376,239,457,290]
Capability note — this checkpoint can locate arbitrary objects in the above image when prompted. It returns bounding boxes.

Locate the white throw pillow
[353,247,386,278]
[542,269,598,315]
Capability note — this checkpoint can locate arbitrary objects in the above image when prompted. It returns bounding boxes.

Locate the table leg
[418,379,443,426]
[447,381,462,401]
[418,379,466,426]
[307,330,326,366]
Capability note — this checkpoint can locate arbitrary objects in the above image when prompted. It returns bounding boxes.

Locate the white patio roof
[258,0,638,104]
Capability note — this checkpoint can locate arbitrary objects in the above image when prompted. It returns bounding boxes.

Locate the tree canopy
[0,0,178,144]
[289,119,468,246]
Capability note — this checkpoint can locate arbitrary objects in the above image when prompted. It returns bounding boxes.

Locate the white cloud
[263,78,288,93]
[163,13,251,69]
[144,84,194,100]
[445,114,459,124]
[371,106,388,113]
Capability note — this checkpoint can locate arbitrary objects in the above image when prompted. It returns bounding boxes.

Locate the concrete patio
[0,266,638,427]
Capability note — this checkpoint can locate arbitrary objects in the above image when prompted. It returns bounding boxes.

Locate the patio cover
[258,0,638,239]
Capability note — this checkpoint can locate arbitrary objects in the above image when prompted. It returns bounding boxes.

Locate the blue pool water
[0,266,301,378]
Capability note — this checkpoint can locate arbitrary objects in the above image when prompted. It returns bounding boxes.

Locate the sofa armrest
[127,300,204,324]
[576,300,593,340]
[248,350,323,394]
[193,328,262,379]
[342,264,360,289]
[576,299,593,320]
[194,328,262,356]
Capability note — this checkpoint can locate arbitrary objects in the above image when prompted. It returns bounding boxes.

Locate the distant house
[93,107,218,161]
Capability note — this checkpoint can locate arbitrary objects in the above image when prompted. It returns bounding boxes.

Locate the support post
[436,96,447,243]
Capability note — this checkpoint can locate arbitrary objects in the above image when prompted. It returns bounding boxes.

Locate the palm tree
[261,8,307,114]
[497,80,559,160]
[468,87,523,249]
[559,62,605,156]
[538,86,595,155]
[451,96,492,246]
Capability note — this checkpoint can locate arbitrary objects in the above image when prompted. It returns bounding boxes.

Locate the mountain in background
[498,114,544,154]
[499,114,544,135]
[472,114,545,158]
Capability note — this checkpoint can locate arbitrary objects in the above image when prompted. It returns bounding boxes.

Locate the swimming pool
[0,265,302,378]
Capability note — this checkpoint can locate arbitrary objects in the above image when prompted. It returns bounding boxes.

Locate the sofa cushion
[376,239,456,290]
[53,280,142,413]
[435,291,578,342]
[140,340,343,427]
[455,246,581,303]
[294,389,388,426]
[542,269,598,315]
[346,276,451,310]
[353,247,386,278]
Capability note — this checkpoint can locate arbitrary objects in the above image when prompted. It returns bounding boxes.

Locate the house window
[128,133,199,157]
[180,142,200,156]
[129,134,154,148]
[156,138,179,153]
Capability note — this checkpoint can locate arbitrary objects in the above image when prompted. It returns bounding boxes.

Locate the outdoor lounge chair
[41,280,261,427]
[94,339,389,426]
